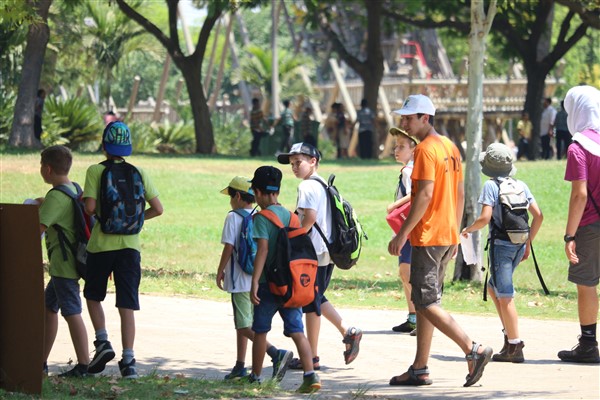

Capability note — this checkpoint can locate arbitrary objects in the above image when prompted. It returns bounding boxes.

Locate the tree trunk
[180,60,214,154]
[523,65,551,160]
[8,0,52,148]
[454,0,496,282]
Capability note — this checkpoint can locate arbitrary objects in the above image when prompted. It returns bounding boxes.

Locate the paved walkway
[48,294,599,399]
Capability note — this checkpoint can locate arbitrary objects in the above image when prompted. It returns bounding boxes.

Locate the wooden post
[299,66,323,123]
[329,58,357,156]
[153,55,171,123]
[379,86,396,159]
[226,11,251,118]
[127,75,141,120]
[209,14,233,112]
[87,85,97,104]
[271,0,281,118]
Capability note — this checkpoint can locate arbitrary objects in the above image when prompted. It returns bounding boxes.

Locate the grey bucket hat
[479,143,516,178]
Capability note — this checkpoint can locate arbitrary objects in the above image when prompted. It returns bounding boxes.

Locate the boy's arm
[216,243,234,290]
[84,197,96,216]
[298,207,317,230]
[565,180,587,264]
[461,204,492,236]
[145,196,164,220]
[387,194,410,214]
[522,201,543,261]
[251,239,268,305]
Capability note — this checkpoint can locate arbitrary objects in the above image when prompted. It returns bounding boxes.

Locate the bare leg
[236,329,249,362]
[289,332,314,372]
[399,263,415,313]
[496,297,519,340]
[488,286,506,332]
[251,332,268,377]
[305,312,321,358]
[64,314,90,364]
[43,309,59,362]
[578,285,599,325]
[86,299,106,332]
[118,308,135,350]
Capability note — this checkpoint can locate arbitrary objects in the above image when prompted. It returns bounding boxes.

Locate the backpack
[50,182,95,280]
[99,160,145,234]
[230,207,257,275]
[311,174,367,270]
[491,177,530,244]
[258,209,318,308]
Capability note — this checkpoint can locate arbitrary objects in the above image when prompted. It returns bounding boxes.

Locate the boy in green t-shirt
[83,122,164,379]
[38,145,90,377]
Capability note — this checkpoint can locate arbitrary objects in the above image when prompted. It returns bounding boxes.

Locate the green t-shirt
[252,204,292,283]
[281,108,294,127]
[83,161,159,253]
[39,183,79,279]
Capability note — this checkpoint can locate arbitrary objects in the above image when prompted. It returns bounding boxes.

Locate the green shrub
[213,110,250,156]
[43,96,103,151]
[0,91,16,144]
[151,120,195,154]
[128,120,159,154]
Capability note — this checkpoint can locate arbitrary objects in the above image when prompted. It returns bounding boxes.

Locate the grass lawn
[0,150,577,322]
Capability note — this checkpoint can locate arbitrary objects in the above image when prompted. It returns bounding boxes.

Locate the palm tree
[83,2,145,110]
[232,44,316,115]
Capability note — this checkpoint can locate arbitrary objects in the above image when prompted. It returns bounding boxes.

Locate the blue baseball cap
[102,121,132,157]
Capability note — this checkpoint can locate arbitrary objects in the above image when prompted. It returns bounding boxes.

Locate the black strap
[530,243,550,295]
[308,176,333,252]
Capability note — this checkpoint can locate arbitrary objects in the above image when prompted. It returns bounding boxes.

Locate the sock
[266,345,278,360]
[581,323,597,343]
[235,361,245,369]
[95,329,108,342]
[508,338,521,345]
[122,348,134,365]
[303,371,315,378]
[408,313,416,324]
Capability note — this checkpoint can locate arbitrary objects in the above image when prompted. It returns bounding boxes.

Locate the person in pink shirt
[558,85,600,364]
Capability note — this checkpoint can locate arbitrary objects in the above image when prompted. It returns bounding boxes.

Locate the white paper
[460,233,479,265]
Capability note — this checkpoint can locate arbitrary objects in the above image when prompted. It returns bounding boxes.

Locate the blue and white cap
[102,121,132,157]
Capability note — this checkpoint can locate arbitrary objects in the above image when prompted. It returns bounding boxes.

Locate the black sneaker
[558,340,600,363]
[118,358,139,379]
[88,340,116,374]
[58,363,88,378]
[272,349,293,381]
[392,320,415,333]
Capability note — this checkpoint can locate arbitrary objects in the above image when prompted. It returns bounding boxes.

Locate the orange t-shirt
[409,134,463,247]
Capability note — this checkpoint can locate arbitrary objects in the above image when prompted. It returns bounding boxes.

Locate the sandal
[289,356,320,371]
[389,365,433,386]
[343,327,363,365]
[464,342,493,387]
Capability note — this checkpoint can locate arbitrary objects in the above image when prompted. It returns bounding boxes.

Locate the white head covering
[563,85,600,135]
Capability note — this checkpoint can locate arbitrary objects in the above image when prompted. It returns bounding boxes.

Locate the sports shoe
[224,365,248,380]
[410,328,417,337]
[392,320,416,333]
[296,372,321,393]
[558,340,600,363]
[343,327,363,365]
[58,363,88,378]
[272,349,293,381]
[243,373,262,384]
[88,340,115,374]
[118,358,139,379]
[492,341,525,363]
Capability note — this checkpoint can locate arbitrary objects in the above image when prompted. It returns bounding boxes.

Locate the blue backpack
[99,160,145,234]
[231,208,257,275]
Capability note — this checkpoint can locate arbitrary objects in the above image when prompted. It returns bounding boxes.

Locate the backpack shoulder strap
[258,209,284,228]
[51,182,81,200]
[232,209,250,218]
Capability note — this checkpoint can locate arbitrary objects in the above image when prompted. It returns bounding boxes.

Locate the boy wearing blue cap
[82,121,164,379]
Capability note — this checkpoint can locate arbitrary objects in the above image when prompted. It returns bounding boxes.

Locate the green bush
[43,96,103,151]
[128,120,158,154]
[213,110,250,156]
[151,120,195,154]
[0,91,16,144]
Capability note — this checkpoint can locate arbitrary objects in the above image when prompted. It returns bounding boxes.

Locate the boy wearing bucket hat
[462,143,543,363]
[82,121,164,379]
[216,176,293,381]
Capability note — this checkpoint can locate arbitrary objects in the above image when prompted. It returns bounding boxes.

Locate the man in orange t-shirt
[387,94,493,388]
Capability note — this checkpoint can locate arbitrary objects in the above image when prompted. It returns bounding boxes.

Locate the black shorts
[83,248,141,310]
[302,263,334,315]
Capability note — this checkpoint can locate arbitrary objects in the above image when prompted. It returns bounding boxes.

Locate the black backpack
[311,175,367,270]
[491,177,529,244]
[50,182,95,280]
[259,209,318,308]
[99,160,145,234]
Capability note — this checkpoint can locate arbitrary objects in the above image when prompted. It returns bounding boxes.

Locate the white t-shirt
[540,105,557,137]
[220,207,255,293]
[296,174,332,266]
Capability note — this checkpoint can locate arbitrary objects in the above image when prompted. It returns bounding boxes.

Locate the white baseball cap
[393,94,436,116]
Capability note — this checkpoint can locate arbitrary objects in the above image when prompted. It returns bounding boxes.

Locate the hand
[216,270,224,291]
[521,242,531,261]
[250,280,261,305]
[461,229,470,238]
[388,234,407,256]
[565,241,579,264]
[386,203,397,214]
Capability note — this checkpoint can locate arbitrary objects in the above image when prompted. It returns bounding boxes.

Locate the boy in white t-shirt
[387,128,419,334]
[277,143,362,370]
[216,176,293,381]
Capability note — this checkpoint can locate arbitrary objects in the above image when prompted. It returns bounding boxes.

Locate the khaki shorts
[231,292,253,330]
[410,245,456,310]
[568,220,600,286]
